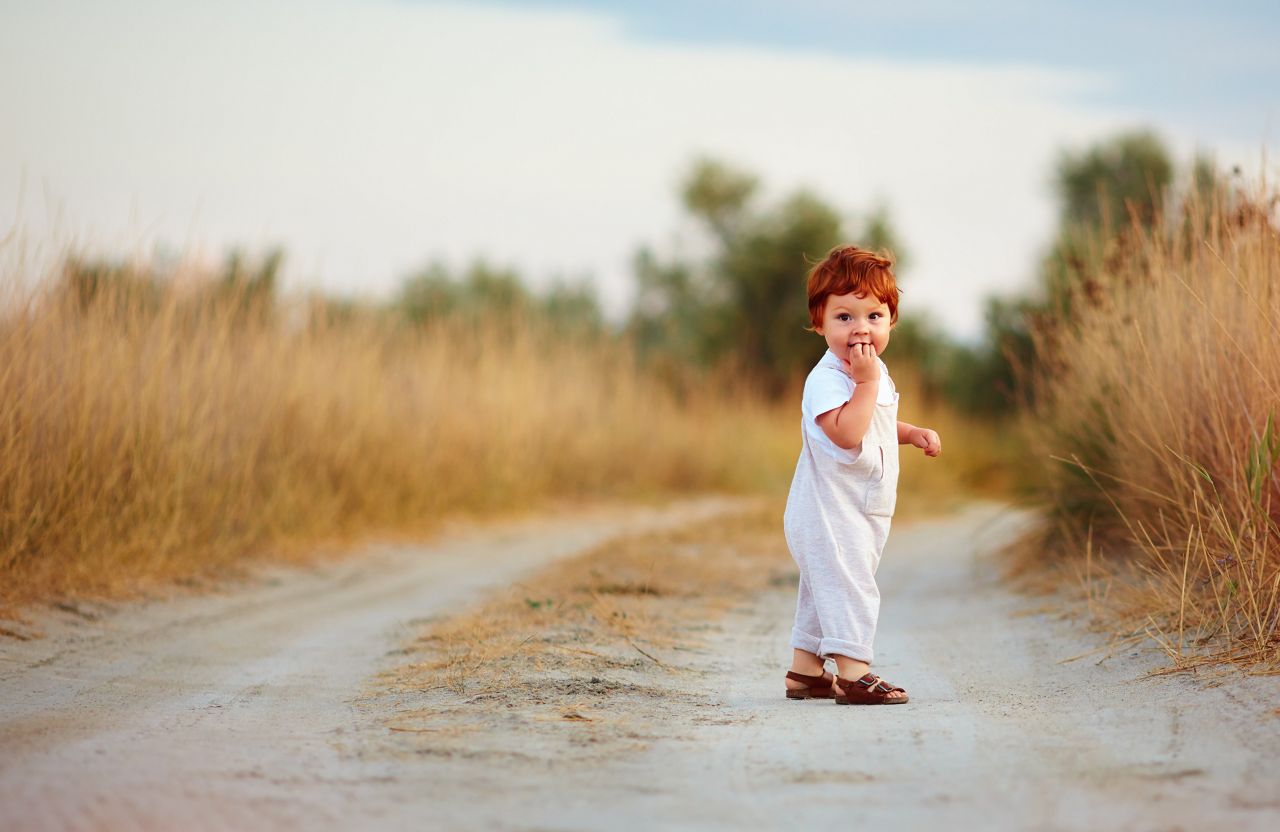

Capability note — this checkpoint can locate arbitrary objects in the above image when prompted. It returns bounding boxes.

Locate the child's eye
[837,314,851,322]
[870,313,882,320]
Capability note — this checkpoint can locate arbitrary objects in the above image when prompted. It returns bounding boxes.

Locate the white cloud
[1,0,1257,338]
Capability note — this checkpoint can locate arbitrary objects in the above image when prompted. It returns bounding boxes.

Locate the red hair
[805,245,899,330]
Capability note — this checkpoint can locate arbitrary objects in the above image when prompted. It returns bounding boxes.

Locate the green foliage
[1054,129,1172,232]
[629,157,907,395]
[396,260,603,334]
[398,261,530,324]
[60,257,163,315]
[218,247,283,322]
[1246,413,1280,511]
[969,130,1180,417]
[540,279,605,333]
[681,158,758,242]
[629,248,710,375]
[967,295,1037,411]
[222,247,282,300]
[58,248,285,325]
[861,203,909,271]
[1040,131,1175,321]
[397,263,459,322]
[722,191,844,393]
[883,297,1036,417]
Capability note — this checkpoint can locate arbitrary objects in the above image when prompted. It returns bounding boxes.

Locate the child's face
[815,291,892,365]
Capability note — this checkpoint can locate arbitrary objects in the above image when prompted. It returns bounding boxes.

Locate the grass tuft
[1015,181,1280,672]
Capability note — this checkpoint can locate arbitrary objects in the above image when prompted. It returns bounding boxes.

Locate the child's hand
[908,426,942,457]
[844,343,880,384]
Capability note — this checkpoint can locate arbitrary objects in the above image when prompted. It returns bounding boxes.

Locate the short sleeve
[801,363,866,463]
[803,366,854,424]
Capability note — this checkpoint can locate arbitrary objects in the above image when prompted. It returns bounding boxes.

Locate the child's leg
[789,569,824,660]
[810,517,904,699]
[787,565,829,687]
[811,554,879,665]
[810,515,890,666]
[832,655,872,681]
[790,648,824,676]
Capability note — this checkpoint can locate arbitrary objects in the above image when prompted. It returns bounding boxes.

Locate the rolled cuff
[789,628,822,655]
[819,637,874,664]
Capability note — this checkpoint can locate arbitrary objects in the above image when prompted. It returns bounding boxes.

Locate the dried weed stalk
[1017,181,1280,673]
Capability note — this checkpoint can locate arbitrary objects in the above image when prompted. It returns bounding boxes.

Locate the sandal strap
[854,673,904,694]
[785,670,832,686]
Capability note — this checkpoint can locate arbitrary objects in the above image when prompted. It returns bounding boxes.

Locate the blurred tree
[681,157,758,243]
[220,247,283,321]
[462,262,529,314]
[1054,129,1172,232]
[630,157,907,395]
[630,248,714,377]
[398,261,530,324]
[1041,131,1174,319]
[939,130,1174,417]
[397,261,603,334]
[541,278,604,334]
[880,314,948,395]
[719,190,844,392]
[398,262,458,324]
[59,256,162,315]
[861,203,909,271]
[960,295,1038,413]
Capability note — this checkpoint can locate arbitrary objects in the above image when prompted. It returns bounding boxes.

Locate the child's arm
[816,380,878,450]
[898,420,942,457]
[815,343,879,450]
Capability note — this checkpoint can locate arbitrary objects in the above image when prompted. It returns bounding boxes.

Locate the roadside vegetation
[0,162,1000,612]
[0,267,790,609]
[23,128,1266,666]
[1006,133,1280,672]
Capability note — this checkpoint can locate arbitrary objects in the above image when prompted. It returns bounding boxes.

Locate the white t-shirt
[800,349,897,464]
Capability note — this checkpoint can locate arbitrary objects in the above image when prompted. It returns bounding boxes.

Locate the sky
[2,0,1277,339]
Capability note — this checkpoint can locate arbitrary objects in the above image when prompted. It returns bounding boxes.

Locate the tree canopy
[629,157,906,395]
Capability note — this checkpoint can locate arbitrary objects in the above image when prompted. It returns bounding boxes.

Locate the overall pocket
[862,444,898,516]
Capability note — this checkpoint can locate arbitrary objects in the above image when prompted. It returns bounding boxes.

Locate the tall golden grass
[0,266,790,609]
[0,255,1003,611]
[1022,184,1280,670]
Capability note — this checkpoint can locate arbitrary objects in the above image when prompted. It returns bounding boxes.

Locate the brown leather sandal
[784,669,836,700]
[833,672,909,705]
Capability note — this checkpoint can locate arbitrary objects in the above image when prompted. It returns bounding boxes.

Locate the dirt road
[2,500,1278,831]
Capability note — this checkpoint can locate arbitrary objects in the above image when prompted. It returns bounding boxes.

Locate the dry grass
[368,503,797,760]
[1017,183,1280,672]
[388,502,790,696]
[0,266,795,610]
[891,370,1024,511]
[0,252,1002,613]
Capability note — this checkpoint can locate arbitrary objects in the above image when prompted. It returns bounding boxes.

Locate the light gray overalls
[782,384,899,663]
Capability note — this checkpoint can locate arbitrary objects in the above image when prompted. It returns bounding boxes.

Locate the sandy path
[0,496,752,830]
[3,501,1278,830]
[606,506,1280,830]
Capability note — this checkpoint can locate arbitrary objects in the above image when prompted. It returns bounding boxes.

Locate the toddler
[782,245,941,705]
